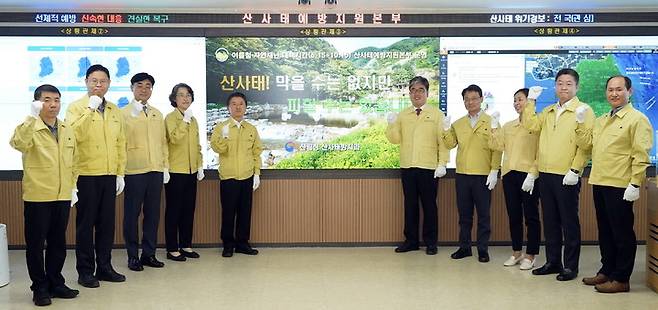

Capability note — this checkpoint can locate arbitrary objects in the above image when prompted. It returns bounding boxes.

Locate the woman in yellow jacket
[489,88,541,270]
[164,83,204,261]
[10,84,79,306]
[578,75,653,293]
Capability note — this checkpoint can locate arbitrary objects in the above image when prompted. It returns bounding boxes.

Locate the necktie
[143,105,148,117]
[415,108,421,116]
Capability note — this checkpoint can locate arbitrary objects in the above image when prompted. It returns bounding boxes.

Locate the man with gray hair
[386,76,449,255]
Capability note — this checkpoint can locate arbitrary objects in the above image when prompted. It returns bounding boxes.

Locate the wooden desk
[647,179,658,293]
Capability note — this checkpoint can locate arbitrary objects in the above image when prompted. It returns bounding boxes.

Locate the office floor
[0,246,656,309]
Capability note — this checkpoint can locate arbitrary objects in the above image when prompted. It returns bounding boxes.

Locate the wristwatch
[570,168,580,174]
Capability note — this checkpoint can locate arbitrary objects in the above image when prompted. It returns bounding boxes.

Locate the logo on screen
[284,142,296,152]
[214,48,229,62]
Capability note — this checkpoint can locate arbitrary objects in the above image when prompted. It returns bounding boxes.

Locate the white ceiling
[1,0,658,12]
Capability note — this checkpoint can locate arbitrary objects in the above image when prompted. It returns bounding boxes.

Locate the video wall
[440,36,658,163]
[2,34,657,170]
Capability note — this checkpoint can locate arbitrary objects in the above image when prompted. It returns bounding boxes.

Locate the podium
[647,178,658,293]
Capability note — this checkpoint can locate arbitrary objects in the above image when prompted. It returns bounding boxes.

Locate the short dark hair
[606,75,632,90]
[461,84,482,98]
[408,76,429,91]
[169,83,194,107]
[130,72,155,86]
[85,64,110,79]
[514,88,529,98]
[33,84,61,101]
[555,68,579,85]
[226,92,248,106]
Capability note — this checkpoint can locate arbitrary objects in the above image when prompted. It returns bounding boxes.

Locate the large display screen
[205,37,439,169]
[0,37,207,170]
[440,36,658,163]
[2,35,657,171]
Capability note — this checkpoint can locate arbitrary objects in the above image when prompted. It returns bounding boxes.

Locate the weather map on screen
[440,36,658,162]
[0,37,207,170]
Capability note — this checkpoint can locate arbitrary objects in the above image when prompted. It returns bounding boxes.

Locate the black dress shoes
[180,249,200,259]
[235,246,259,255]
[77,274,99,288]
[556,268,578,281]
[50,285,79,299]
[478,252,490,263]
[166,252,187,262]
[222,247,234,257]
[395,243,419,253]
[33,290,51,306]
[141,255,165,268]
[128,258,144,271]
[450,248,472,259]
[96,268,126,282]
[532,263,562,275]
[426,246,438,255]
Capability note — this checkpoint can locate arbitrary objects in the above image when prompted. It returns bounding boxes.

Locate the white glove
[88,95,102,110]
[30,100,42,118]
[71,188,79,207]
[197,167,205,181]
[442,115,451,131]
[528,86,543,100]
[490,111,500,129]
[253,174,260,191]
[434,165,447,178]
[562,170,579,186]
[623,184,640,202]
[130,99,143,117]
[116,175,125,196]
[521,173,537,195]
[386,112,397,124]
[163,169,170,184]
[183,108,193,124]
[222,124,230,138]
[575,105,588,124]
[485,170,498,190]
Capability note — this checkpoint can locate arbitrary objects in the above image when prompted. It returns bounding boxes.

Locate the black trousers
[220,177,255,249]
[123,172,163,260]
[75,175,117,276]
[164,172,197,251]
[400,168,438,247]
[502,171,541,255]
[24,201,70,293]
[455,173,491,253]
[592,185,637,282]
[538,172,581,271]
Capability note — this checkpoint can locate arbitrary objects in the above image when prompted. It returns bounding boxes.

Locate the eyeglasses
[88,79,109,85]
[176,93,192,98]
[409,88,426,94]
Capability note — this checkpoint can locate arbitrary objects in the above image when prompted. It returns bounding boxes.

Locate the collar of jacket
[33,117,64,131]
[546,96,581,113]
[610,103,633,119]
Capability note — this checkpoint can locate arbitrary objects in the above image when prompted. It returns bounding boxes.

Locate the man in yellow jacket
[578,75,653,293]
[10,85,79,306]
[442,84,502,263]
[522,68,595,281]
[385,76,448,255]
[65,64,127,287]
[121,73,168,271]
[210,92,263,258]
